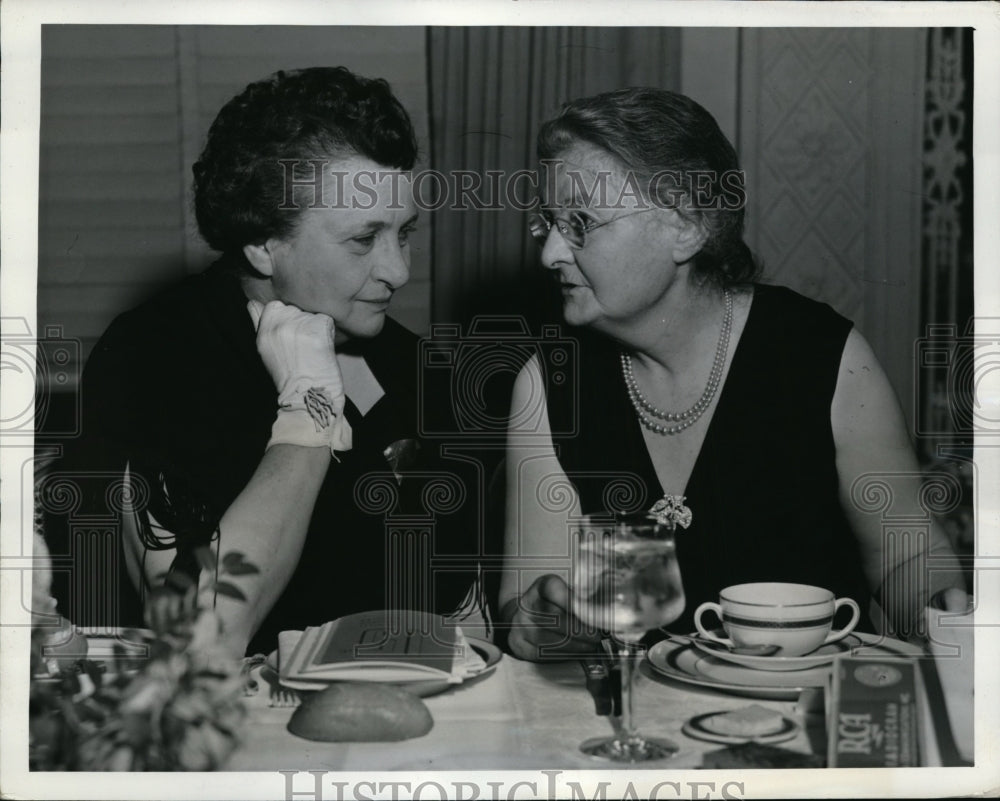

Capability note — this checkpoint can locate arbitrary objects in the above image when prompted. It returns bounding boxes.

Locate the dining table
[226,623,972,773]
[231,654,815,771]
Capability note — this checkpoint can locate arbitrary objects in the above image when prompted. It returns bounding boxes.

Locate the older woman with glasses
[498,87,968,661]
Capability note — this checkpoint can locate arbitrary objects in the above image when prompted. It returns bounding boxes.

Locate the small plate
[691,632,865,672]
[83,628,157,660]
[33,629,159,681]
[270,636,502,697]
[646,632,921,700]
[682,711,799,745]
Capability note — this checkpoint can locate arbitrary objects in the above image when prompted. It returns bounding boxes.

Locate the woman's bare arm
[831,328,966,636]
[122,445,331,657]
[119,300,349,657]
[499,355,603,660]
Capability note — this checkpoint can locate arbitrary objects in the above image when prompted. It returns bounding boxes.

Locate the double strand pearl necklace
[620,288,733,436]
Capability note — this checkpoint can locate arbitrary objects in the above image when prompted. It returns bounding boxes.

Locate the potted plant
[29,541,255,771]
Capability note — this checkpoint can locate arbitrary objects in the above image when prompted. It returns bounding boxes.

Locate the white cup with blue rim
[693,582,861,657]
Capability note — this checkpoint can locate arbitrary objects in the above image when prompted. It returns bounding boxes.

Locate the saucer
[682,711,799,745]
[690,632,865,672]
[646,633,921,700]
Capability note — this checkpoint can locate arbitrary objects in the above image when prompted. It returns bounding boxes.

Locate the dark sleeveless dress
[44,256,478,655]
[544,283,873,634]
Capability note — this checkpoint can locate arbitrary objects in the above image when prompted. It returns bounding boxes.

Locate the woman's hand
[248,299,343,404]
[931,587,973,613]
[503,574,605,661]
[248,299,350,452]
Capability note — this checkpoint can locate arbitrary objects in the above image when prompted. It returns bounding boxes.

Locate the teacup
[693,582,861,657]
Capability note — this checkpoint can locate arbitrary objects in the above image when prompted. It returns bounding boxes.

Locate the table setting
[225,515,971,771]
[32,605,970,772]
[229,628,827,771]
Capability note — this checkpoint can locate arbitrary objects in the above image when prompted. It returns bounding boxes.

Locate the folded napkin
[278,629,304,675]
[924,603,974,763]
[455,627,489,677]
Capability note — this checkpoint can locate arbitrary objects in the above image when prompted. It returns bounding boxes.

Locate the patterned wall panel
[739,29,926,424]
[742,29,871,324]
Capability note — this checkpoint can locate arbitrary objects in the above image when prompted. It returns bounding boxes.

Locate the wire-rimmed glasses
[527,207,656,250]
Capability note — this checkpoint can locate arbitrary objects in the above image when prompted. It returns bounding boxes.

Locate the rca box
[827,657,920,767]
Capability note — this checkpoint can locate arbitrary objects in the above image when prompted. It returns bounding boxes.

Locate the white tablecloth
[228,656,821,771]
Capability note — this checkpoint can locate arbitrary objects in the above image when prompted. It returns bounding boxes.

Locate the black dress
[544,283,873,634]
[44,256,478,654]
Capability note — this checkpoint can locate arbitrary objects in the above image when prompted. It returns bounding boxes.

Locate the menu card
[281,610,478,684]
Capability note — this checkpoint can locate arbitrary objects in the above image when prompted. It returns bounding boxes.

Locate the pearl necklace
[620,288,733,436]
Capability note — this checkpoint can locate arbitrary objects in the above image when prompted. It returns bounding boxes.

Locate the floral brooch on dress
[649,494,693,529]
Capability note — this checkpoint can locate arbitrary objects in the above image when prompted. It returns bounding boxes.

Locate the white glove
[248,299,352,453]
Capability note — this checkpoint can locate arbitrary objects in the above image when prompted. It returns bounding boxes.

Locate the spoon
[667,634,781,657]
[717,643,781,657]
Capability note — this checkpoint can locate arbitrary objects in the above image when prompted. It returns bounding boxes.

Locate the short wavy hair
[537,87,759,287]
[193,66,418,254]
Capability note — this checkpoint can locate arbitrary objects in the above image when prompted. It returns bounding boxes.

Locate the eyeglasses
[527,207,656,250]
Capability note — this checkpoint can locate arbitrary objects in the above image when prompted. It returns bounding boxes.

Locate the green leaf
[193,546,217,575]
[81,660,104,688]
[164,571,194,593]
[222,562,259,576]
[221,551,260,576]
[213,582,246,602]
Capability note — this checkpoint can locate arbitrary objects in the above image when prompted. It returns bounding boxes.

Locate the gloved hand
[248,299,352,453]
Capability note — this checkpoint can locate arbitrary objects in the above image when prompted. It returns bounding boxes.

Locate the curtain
[427,27,681,325]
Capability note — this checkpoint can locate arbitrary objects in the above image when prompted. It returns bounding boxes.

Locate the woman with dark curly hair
[498,88,968,661]
[50,67,477,656]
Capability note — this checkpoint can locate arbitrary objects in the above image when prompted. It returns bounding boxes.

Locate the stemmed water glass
[570,512,685,762]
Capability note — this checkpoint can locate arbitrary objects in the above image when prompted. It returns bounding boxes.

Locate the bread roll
[287,682,433,742]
